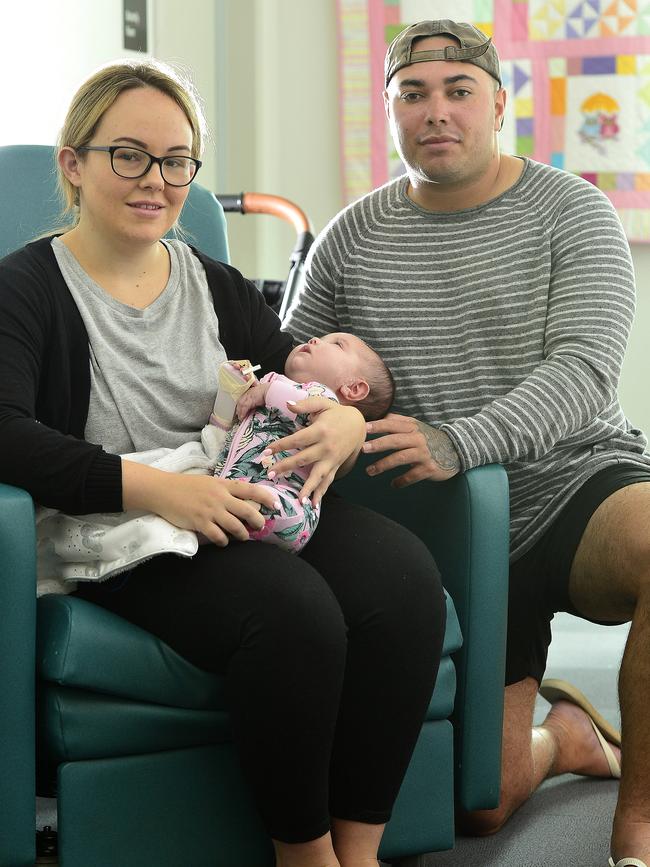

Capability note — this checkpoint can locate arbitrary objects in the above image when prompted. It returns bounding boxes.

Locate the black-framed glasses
[76,145,202,187]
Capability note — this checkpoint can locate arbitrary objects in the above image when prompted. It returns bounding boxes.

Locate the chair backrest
[0,144,230,262]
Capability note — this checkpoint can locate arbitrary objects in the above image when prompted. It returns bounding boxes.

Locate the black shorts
[506,463,650,686]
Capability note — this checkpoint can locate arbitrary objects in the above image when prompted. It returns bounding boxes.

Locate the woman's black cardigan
[0,238,293,514]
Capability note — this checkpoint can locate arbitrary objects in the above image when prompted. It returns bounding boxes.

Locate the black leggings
[75,494,446,843]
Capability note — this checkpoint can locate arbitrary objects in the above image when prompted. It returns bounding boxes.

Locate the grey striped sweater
[284,158,650,560]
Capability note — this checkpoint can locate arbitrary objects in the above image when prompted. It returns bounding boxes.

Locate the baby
[37,334,393,588]
[212,333,394,553]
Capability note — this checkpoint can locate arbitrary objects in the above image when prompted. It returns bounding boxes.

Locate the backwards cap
[385,20,501,87]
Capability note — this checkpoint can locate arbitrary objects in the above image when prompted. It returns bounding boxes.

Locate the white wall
[220,0,342,281]
[621,244,650,433]
[0,0,220,192]
[2,0,150,148]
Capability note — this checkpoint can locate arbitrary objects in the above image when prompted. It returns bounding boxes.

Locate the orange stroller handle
[215,192,315,320]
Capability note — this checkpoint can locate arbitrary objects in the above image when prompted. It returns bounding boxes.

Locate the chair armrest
[334,457,509,811]
[0,483,37,866]
[431,464,509,811]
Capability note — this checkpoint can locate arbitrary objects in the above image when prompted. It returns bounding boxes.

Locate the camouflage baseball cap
[385,20,502,88]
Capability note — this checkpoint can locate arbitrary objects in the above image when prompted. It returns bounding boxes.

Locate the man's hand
[362,412,460,488]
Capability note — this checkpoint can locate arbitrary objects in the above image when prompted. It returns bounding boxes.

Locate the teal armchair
[0,144,509,867]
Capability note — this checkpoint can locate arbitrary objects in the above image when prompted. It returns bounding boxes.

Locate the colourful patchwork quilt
[337,0,650,239]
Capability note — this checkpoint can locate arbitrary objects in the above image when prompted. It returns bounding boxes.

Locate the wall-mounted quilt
[338,0,650,239]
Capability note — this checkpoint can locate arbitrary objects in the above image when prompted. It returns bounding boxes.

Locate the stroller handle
[216,192,315,321]
[216,192,313,235]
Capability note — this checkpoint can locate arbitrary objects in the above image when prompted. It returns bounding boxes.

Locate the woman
[0,59,446,867]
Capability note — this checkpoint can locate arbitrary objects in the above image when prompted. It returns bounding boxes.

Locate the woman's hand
[264,397,366,506]
[122,460,280,547]
[361,413,461,488]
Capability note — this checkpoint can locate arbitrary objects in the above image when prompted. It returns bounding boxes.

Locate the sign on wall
[337,0,650,240]
[123,0,148,53]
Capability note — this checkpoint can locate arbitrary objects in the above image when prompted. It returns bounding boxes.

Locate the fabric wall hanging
[338,0,650,240]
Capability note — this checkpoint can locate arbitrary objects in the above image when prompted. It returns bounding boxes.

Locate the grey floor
[36,614,628,867]
[401,613,629,867]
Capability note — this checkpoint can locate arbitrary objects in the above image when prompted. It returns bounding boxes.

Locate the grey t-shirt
[52,237,226,455]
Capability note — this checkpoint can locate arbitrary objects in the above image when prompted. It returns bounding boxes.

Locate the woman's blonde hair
[56,58,207,224]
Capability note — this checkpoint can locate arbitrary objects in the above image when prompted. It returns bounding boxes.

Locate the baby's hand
[230,360,258,384]
[236,381,269,420]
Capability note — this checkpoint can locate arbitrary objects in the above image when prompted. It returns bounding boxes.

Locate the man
[285,19,650,867]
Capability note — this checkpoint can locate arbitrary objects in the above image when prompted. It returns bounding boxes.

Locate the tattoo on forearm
[416,421,461,471]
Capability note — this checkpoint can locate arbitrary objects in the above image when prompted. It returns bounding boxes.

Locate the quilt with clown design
[337,0,650,240]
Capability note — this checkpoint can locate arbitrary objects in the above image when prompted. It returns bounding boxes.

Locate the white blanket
[37,427,227,597]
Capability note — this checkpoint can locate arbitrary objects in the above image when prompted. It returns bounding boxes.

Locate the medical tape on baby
[210,360,258,429]
[240,364,261,377]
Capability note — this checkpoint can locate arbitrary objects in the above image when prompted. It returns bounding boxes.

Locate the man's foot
[537,680,621,778]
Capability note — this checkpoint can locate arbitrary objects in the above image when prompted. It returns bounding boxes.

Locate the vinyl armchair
[0,144,509,867]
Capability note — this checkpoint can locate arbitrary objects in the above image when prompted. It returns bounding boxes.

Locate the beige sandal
[587,715,621,779]
[608,858,649,866]
[539,679,621,747]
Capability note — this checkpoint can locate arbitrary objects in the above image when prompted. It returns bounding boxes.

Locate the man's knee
[569,482,650,621]
[459,804,512,837]
[459,766,535,836]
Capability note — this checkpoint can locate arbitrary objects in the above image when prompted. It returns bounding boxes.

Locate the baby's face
[285,333,368,391]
